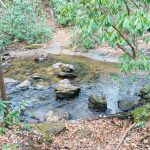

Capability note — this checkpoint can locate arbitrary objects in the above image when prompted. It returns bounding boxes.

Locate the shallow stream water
[4,54,150,122]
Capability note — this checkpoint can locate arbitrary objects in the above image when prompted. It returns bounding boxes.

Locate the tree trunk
[0,54,8,117]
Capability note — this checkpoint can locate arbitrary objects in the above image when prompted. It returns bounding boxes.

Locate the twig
[116,122,136,150]
[124,0,130,15]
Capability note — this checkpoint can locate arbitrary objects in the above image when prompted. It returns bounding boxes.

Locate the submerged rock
[88,95,107,112]
[16,80,31,90]
[56,72,77,78]
[55,79,80,99]
[118,99,140,111]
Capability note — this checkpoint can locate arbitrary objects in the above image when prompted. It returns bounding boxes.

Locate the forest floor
[0,118,149,150]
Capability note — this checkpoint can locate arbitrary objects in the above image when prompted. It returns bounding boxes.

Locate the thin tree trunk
[0,54,8,117]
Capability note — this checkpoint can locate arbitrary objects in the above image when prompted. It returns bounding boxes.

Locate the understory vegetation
[50,0,150,73]
[0,100,28,134]
[0,0,52,49]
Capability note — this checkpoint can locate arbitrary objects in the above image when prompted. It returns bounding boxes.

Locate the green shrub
[49,0,77,27]
[131,104,150,127]
[0,0,52,49]
[0,99,28,134]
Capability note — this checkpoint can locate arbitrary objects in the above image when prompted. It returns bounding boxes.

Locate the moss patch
[131,104,150,123]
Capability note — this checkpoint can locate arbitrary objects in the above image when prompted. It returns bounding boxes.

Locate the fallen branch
[72,112,130,122]
[116,122,136,150]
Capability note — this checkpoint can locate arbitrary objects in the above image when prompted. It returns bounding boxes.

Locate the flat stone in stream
[37,122,66,135]
[88,95,107,112]
[55,79,80,99]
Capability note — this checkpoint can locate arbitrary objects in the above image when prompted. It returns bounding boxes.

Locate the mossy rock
[36,121,66,136]
[140,85,150,95]
[25,44,42,49]
[139,85,150,103]
[131,104,150,123]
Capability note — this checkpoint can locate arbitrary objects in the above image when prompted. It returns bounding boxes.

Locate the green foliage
[0,99,28,134]
[0,0,52,49]
[119,52,150,72]
[131,104,150,127]
[49,0,76,27]
[54,0,150,56]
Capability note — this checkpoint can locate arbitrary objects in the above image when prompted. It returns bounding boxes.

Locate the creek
[3,54,150,122]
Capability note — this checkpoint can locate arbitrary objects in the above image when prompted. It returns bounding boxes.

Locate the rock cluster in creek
[52,63,80,99]
[52,62,77,79]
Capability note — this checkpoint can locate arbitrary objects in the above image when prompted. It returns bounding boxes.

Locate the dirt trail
[8,27,121,63]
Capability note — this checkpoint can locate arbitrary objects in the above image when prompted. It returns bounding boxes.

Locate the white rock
[16,80,31,90]
[45,111,60,122]
[52,62,63,68]
[4,78,19,85]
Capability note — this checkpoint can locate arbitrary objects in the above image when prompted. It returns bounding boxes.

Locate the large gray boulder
[55,79,80,99]
[118,99,140,111]
[88,95,107,112]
